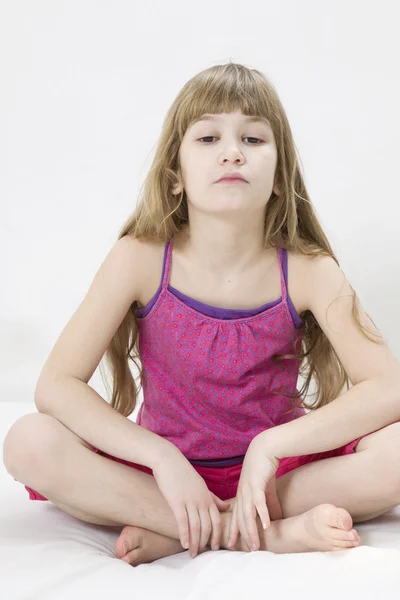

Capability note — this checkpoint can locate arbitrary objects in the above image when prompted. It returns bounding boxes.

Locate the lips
[219,177,245,181]
[217,174,248,182]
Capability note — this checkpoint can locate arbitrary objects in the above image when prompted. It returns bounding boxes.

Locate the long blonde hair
[99,61,383,418]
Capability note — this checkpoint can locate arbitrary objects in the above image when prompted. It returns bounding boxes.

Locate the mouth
[217,178,247,183]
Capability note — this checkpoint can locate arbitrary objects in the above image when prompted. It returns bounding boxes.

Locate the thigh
[274,427,384,480]
[93,449,154,475]
[183,442,369,503]
[76,451,234,501]
[9,413,100,501]
[218,433,384,512]
[353,422,400,453]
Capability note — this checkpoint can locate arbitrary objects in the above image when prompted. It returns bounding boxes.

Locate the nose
[220,148,245,164]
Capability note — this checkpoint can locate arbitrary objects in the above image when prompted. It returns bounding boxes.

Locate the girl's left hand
[227,434,282,551]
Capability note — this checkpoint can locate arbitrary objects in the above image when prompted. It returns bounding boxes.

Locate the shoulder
[291,250,400,386]
[95,235,151,302]
[293,250,348,314]
[111,234,151,272]
[121,233,167,290]
[124,234,166,268]
[283,248,316,314]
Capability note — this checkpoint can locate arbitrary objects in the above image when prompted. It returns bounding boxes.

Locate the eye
[198,136,264,144]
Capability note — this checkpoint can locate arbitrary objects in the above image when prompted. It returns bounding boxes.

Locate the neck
[176,221,270,279]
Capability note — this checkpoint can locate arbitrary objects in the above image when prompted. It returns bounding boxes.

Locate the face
[172,111,280,216]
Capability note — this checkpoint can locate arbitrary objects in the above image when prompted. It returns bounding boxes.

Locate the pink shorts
[22,434,367,502]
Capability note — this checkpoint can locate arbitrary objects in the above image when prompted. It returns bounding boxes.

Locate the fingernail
[228,538,233,547]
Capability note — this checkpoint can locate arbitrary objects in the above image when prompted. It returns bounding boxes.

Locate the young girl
[4,62,400,567]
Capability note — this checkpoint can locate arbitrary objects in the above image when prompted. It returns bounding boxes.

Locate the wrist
[256,429,285,462]
[149,439,181,470]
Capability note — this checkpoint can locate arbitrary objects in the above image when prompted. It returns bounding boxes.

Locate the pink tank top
[135,236,306,467]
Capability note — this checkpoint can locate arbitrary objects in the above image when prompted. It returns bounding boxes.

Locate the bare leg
[116,426,400,564]
[271,425,400,525]
[115,502,363,565]
[6,420,191,537]
[3,415,361,563]
[4,414,398,564]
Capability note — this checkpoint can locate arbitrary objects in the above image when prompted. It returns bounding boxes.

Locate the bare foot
[114,526,185,566]
[114,502,361,566]
[224,503,361,554]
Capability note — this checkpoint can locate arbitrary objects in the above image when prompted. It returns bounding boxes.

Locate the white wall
[2,0,399,405]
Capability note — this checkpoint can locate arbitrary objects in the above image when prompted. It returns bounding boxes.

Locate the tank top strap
[277,247,288,301]
[161,238,288,300]
[161,236,173,289]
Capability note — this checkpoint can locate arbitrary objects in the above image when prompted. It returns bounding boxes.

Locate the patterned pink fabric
[135,237,307,460]
[21,236,370,502]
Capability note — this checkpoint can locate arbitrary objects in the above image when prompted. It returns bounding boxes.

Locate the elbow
[375,369,400,402]
[34,381,51,412]
[34,373,60,412]
[34,372,78,412]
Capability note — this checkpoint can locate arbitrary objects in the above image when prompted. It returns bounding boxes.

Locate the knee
[370,422,400,497]
[3,412,60,479]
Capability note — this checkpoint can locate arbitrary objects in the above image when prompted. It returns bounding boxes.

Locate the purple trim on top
[133,239,304,328]
[188,454,245,467]
[133,238,304,468]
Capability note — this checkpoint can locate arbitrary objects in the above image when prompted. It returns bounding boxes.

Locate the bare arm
[36,375,176,469]
[34,235,177,469]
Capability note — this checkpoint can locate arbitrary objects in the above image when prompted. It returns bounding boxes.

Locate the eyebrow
[195,114,271,127]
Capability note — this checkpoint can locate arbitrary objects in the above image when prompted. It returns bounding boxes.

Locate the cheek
[256,155,278,180]
[182,158,211,184]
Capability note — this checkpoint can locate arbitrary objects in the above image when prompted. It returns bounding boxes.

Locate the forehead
[192,113,271,127]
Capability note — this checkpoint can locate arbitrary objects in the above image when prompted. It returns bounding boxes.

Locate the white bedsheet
[1,401,400,600]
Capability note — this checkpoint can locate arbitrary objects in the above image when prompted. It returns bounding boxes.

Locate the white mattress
[2,402,400,600]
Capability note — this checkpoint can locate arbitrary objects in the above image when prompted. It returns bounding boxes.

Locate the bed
[2,401,400,600]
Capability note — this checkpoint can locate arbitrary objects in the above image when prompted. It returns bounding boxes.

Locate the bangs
[175,65,275,140]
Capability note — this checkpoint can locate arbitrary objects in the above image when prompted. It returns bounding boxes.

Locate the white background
[2,0,399,405]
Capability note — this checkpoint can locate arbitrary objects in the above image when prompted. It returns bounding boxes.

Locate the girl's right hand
[151,449,231,557]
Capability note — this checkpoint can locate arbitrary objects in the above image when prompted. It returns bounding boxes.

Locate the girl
[4,62,400,567]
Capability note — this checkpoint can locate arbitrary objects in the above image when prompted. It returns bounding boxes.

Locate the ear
[272,171,281,196]
[172,182,183,195]
[171,170,184,196]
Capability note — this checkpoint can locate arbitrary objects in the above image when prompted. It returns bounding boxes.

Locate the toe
[332,528,359,542]
[121,548,141,566]
[115,535,130,558]
[115,526,143,558]
[334,508,353,531]
[114,540,127,558]
[318,504,353,531]
[333,538,360,550]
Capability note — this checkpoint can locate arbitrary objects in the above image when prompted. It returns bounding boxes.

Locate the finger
[199,508,212,550]
[257,492,272,530]
[210,492,231,511]
[227,503,239,548]
[266,490,282,522]
[208,503,222,550]
[174,505,190,550]
[237,493,251,551]
[186,506,201,557]
[243,493,260,550]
